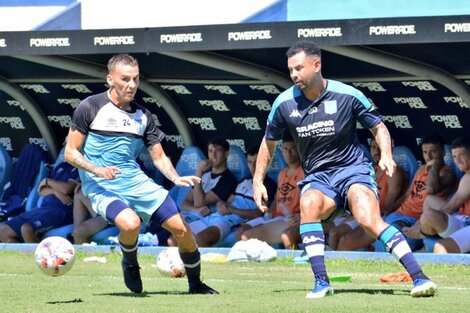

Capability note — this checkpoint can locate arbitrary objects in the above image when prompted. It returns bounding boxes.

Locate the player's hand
[197,206,211,216]
[54,192,73,206]
[95,166,122,180]
[253,180,269,213]
[378,156,396,178]
[173,175,201,187]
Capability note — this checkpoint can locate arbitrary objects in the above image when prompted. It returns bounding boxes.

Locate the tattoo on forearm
[72,155,97,173]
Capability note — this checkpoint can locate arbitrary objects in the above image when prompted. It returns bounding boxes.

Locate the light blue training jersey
[70,92,168,223]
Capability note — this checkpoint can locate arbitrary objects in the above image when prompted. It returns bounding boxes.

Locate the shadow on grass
[95,290,188,297]
[47,298,84,304]
[273,288,409,296]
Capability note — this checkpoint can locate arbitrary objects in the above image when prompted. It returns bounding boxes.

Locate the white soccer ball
[34,236,75,277]
[156,248,186,278]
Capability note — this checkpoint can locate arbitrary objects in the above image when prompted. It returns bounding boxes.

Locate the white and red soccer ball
[34,236,75,277]
[156,248,186,278]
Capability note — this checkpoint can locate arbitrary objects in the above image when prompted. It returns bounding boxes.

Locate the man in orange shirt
[374,134,457,252]
[403,136,470,253]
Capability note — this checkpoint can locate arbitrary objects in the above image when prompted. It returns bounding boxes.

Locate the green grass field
[1,249,469,313]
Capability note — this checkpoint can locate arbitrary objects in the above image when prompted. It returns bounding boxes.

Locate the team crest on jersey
[324,100,337,115]
[289,109,301,118]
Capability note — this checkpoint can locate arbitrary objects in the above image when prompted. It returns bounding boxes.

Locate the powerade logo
[188,117,216,130]
[0,117,25,129]
[204,85,236,94]
[444,23,470,33]
[48,115,72,128]
[20,84,49,93]
[30,37,70,47]
[29,138,48,151]
[228,30,271,41]
[243,100,271,111]
[165,135,185,149]
[232,117,261,130]
[142,97,162,107]
[401,81,436,91]
[0,137,13,151]
[352,82,386,92]
[228,139,246,152]
[160,33,202,43]
[61,84,92,93]
[297,27,342,38]
[199,100,229,111]
[393,97,427,109]
[160,85,192,94]
[249,85,281,94]
[94,36,135,46]
[430,115,462,128]
[369,25,416,35]
[152,114,162,127]
[7,100,25,111]
[57,98,81,108]
[382,116,412,128]
[444,97,468,109]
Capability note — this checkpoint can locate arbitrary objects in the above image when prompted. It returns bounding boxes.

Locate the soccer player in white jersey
[65,54,217,295]
[252,41,436,298]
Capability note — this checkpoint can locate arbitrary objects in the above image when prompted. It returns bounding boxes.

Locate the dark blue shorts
[299,162,379,222]
[150,195,181,226]
[5,208,66,242]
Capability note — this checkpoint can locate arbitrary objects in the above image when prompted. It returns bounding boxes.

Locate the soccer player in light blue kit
[65,54,217,295]
[252,41,436,298]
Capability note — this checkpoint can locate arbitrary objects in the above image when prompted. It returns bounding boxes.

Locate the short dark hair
[246,145,259,156]
[451,136,470,151]
[286,41,322,59]
[421,133,445,149]
[208,136,229,151]
[107,54,139,73]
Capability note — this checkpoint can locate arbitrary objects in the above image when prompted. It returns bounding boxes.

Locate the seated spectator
[0,161,79,243]
[402,136,470,253]
[0,143,49,221]
[374,134,457,252]
[237,137,303,250]
[328,139,407,250]
[71,183,108,244]
[168,137,238,245]
[186,146,277,247]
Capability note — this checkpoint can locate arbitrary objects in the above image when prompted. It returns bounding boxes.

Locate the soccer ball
[156,248,186,278]
[34,236,75,277]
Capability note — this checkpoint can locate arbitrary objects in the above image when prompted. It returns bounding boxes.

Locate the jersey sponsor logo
[308,107,318,114]
[290,109,301,118]
[302,235,324,244]
[444,23,470,33]
[160,33,203,43]
[0,38,6,47]
[430,115,462,128]
[297,27,342,38]
[369,25,416,35]
[324,100,337,115]
[296,120,335,138]
[227,30,271,41]
[30,37,70,47]
[393,97,427,109]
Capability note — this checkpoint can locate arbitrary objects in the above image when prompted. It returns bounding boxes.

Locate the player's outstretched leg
[378,225,437,297]
[301,223,334,299]
[120,240,143,293]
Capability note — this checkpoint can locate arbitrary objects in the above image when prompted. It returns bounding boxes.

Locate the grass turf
[1,249,469,313]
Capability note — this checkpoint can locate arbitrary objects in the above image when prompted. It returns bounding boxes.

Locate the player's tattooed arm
[72,154,98,174]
